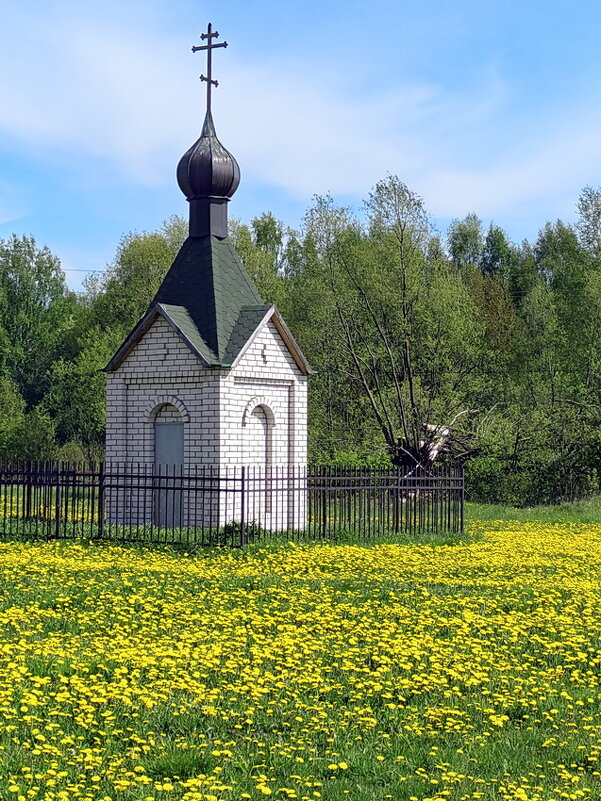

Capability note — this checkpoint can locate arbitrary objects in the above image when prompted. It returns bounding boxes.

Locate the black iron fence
[0,462,463,546]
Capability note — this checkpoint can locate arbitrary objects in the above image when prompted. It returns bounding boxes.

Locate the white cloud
[419,109,601,222]
[1,0,600,232]
[0,180,28,227]
[0,2,510,195]
[0,10,193,183]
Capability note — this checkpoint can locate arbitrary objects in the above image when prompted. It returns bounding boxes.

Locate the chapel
[103,25,310,528]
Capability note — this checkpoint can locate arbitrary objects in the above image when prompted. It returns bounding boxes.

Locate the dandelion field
[1,522,601,801]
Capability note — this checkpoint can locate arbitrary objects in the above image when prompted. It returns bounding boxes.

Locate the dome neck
[189,197,229,238]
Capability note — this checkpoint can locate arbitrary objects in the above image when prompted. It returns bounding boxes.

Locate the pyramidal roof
[105,236,274,370]
[152,236,267,362]
[104,234,311,373]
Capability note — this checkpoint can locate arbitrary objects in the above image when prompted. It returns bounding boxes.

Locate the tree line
[2,176,601,505]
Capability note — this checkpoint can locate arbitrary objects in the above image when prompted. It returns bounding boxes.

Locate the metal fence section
[0,462,463,545]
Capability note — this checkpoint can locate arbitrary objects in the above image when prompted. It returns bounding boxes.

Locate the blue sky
[2,0,601,289]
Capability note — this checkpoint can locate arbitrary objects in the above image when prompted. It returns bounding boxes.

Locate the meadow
[0,516,600,800]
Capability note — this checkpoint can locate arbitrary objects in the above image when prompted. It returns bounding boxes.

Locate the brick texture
[105,314,308,529]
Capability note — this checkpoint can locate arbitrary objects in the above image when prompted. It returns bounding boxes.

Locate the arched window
[243,403,275,468]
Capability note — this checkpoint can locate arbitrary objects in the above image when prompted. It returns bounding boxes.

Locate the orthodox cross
[192,22,228,112]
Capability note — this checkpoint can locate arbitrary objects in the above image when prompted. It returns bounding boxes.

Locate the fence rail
[0,462,463,546]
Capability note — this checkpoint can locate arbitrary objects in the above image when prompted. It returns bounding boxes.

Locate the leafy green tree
[466,270,521,404]
[295,178,483,466]
[467,219,601,505]
[86,216,186,337]
[45,218,187,458]
[0,235,76,405]
[535,221,601,394]
[447,213,484,271]
[285,196,383,463]
[481,224,513,279]
[230,213,288,307]
[576,185,601,262]
[0,377,56,460]
[44,328,120,462]
[508,242,539,303]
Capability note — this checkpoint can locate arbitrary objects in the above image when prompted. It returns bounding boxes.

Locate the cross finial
[192,22,228,113]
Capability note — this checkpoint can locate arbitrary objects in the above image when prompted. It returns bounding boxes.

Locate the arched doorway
[244,404,273,521]
[153,403,184,527]
[246,405,269,466]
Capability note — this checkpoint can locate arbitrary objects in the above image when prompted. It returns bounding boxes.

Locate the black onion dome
[177,110,240,200]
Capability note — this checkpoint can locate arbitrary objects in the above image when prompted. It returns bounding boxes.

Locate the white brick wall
[105,313,308,529]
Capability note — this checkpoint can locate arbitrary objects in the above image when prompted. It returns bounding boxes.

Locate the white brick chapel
[104,27,310,530]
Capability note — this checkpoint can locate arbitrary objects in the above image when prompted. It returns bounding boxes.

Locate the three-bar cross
[192,22,228,112]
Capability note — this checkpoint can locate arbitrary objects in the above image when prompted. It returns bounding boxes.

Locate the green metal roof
[151,236,270,365]
[156,303,219,366]
[223,305,272,365]
[105,234,312,374]
[105,235,286,372]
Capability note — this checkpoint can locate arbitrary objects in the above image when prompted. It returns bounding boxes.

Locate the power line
[63,267,108,273]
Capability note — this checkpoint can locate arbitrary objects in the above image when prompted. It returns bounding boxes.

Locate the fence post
[98,462,105,540]
[24,461,32,520]
[394,468,400,532]
[54,462,62,539]
[459,464,464,533]
[239,466,246,548]
[321,466,328,539]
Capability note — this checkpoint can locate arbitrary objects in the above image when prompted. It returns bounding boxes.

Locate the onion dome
[177,110,240,200]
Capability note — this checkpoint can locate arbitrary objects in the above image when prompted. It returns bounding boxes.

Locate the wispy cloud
[0,180,28,227]
[1,0,600,236]
[216,59,511,200]
[420,108,601,222]
[0,8,192,183]
[0,10,511,200]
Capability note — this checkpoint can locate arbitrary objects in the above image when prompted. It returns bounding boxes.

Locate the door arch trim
[241,396,277,428]
[145,395,190,423]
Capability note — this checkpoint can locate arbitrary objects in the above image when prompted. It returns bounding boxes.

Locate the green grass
[0,513,470,549]
[1,525,601,800]
[466,493,601,525]
[6,490,601,549]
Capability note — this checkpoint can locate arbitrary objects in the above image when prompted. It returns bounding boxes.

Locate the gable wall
[221,319,308,467]
[119,316,202,374]
[106,317,221,465]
